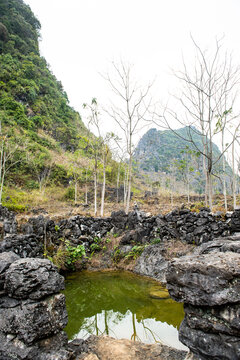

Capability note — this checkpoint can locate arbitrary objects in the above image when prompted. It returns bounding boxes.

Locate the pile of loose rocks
[166,238,240,360]
[0,254,70,360]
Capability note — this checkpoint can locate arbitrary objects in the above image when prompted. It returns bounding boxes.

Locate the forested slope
[0,0,92,198]
[134,127,232,194]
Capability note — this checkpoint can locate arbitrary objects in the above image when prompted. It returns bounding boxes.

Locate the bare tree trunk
[222,116,228,211]
[232,140,237,209]
[186,159,190,203]
[92,154,98,216]
[94,166,97,216]
[187,181,190,203]
[207,170,213,211]
[126,155,132,213]
[100,163,106,217]
[74,181,77,204]
[85,170,88,205]
[0,152,6,205]
[124,165,129,208]
[116,162,120,203]
[170,189,173,207]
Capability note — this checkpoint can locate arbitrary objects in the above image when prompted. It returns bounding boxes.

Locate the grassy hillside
[0,0,87,144]
[0,0,100,208]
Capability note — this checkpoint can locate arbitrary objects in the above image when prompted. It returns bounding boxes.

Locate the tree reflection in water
[64,271,186,350]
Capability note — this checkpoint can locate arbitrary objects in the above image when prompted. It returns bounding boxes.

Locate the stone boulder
[0,252,19,290]
[0,256,71,359]
[166,252,240,306]
[4,258,65,300]
[179,319,240,360]
[193,237,240,255]
[0,331,71,360]
[73,335,188,360]
[0,293,68,344]
[111,210,128,231]
[134,245,168,283]
[166,238,240,360]
[184,303,240,337]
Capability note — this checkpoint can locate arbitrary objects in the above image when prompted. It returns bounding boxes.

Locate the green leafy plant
[90,243,101,252]
[65,240,86,270]
[150,238,161,244]
[112,248,125,263]
[125,245,146,260]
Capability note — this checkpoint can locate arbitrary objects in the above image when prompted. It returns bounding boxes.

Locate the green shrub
[2,202,27,212]
[90,243,101,252]
[125,245,146,260]
[25,179,39,189]
[63,187,75,200]
[112,248,125,263]
[65,240,86,269]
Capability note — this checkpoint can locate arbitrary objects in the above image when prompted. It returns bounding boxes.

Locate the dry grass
[5,183,239,224]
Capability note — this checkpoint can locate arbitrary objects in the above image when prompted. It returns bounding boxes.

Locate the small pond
[64,271,186,350]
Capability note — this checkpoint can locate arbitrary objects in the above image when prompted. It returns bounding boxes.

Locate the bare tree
[83,99,116,216]
[0,126,21,203]
[104,61,153,213]
[155,37,240,210]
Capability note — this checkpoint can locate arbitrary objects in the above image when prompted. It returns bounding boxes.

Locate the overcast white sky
[24,0,240,142]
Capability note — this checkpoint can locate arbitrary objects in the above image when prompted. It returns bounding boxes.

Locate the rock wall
[0,255,70,360]
[166,238,240,360]
[0,205,240,266]
[19,207,239,248]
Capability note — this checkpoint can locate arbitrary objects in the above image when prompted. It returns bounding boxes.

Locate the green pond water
[63,271,186,350]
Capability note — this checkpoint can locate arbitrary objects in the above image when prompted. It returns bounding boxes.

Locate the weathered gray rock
[4,258,65,300]
[194,238,240,255]
[120,227,150,245]
[134,245,168,283]
[0,294,68,344]
[0,252,19,290]
[184,303,240,336]
[0,234,43,258]
[0,331,71,360]
[0,256,70,359]
[166,252,240,306]
[179,318,240,360]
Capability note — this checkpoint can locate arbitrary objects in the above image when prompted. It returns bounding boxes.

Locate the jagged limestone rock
[166,252,240,306]
[4,258,65,300]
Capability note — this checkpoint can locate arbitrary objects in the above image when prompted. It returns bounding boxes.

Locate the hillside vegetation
[0,0,125,213]
[134,127,232,195]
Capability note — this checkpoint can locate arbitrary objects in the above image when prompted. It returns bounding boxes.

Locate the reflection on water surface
[64,271,186,350]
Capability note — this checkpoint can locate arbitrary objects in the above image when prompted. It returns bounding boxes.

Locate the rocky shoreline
[0,254,188,360]
[0,205,240,359]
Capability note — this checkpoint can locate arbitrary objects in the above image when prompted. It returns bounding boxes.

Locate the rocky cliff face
[133,127,232,194]
[0,256,70,360]
[166,239,240,360]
